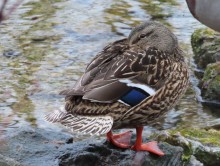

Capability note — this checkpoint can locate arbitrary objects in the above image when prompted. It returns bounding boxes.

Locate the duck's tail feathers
[44,107,67,123]
[45,108,113,136]
[61,114,113,135]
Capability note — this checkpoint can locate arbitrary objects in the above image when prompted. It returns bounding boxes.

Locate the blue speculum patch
[120,88,150,106]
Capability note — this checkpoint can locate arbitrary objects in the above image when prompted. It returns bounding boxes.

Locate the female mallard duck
[45,21,189,156]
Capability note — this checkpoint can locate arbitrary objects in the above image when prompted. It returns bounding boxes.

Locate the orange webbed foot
[107,130,132,149]
[131,141,165,156]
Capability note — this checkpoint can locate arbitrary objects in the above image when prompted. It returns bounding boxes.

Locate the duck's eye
[140,30,154,38]
[140,34,146,38]
[139,31,153,39]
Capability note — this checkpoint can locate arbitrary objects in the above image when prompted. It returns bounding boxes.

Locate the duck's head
[128,21,179,54]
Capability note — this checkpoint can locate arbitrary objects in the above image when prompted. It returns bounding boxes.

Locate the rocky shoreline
[1,127,220,166]
[0,127,183,166]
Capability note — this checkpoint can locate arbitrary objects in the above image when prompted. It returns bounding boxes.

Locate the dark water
[0,0,219,138]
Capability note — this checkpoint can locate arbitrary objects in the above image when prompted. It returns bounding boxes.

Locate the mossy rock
[200,62,220,102]
[170,128,220,147]
[191,28,220,69]
[157,128,220,166]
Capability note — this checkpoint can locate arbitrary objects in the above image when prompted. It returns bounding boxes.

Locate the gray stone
[157,130,220,166]
[0,154,23,166]
[2,50,21,58]
[187,156,203,166]
[0,127,184,166]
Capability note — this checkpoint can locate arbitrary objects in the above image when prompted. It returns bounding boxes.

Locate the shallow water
[0,0,219,137]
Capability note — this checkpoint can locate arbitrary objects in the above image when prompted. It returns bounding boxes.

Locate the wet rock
[200,62,220,102]
[187,155,203,166]
[2,127,220,166]
[191,28,220,103]
[59,140,183,166]
[0,127,184,166]
[0,154,23,166]
[191,28,220,69]
[0,127,71,166]
[193,142,220,166]
[206,123,220,130]
[157,128,220,166]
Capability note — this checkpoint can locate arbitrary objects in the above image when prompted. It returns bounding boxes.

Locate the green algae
[156,131,193,162]
[194,149,220,166]
[202,63,220,82]
[12,95,36,123]
[201,62,220,101]
[191,28,220,68]
[156,128,220,164]
[191,28,220,102]
[170,128,220,147]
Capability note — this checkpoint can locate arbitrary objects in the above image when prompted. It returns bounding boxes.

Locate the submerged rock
[0,127,184,166]
[2,49,21,58]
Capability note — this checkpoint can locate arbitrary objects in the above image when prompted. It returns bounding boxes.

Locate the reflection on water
[0,0,219,136]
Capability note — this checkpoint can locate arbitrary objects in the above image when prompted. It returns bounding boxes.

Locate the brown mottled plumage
[45,21,189,136]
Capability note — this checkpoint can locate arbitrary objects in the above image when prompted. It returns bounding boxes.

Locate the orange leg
[106,130,132,148]
[131,127,165,156]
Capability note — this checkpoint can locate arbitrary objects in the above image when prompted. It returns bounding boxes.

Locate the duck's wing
[61,39,172,104]
[60,38,130,101]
